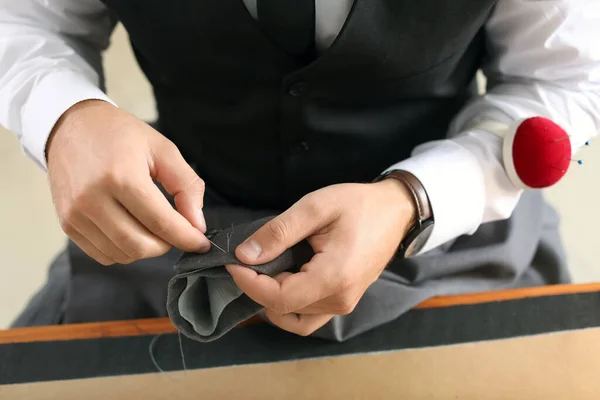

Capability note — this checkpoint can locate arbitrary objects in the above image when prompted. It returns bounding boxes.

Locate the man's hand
[226,180,416,336]
[47,100,210,266]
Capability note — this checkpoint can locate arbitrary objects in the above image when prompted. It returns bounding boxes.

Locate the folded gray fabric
[166,191,569,343]
[167,216,313,342]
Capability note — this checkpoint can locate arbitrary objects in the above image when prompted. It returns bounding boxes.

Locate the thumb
[236,197,326,265]
[151,140,207,233]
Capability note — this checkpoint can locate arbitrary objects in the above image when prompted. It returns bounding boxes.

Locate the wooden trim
[0,318,177,345]
[0,315,261,345]
[414,282,600,309]
[2,282,600,345]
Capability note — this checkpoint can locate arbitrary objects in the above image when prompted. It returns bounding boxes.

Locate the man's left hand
[225,180,416,336]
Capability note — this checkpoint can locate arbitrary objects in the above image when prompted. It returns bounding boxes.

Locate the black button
[288,141,310,155]
[290,141,308,154]
[288,82,307,96]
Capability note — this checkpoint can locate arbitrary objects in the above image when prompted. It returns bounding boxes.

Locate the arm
[388,0,600,254]
[0,0,117,169]
[226,0,600,337]
[0,0,210,264]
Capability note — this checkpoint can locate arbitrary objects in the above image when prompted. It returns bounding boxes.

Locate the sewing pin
[553,136,571,142]
[208,239,227,253]
[564,158,584,165]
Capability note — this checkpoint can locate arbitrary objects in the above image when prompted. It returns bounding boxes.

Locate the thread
[178,332,188,374]
[227,223,235,253]
[149,334,165,373]
[149,331,188,379]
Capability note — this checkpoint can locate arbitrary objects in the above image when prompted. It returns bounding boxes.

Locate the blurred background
[1,25,599,328]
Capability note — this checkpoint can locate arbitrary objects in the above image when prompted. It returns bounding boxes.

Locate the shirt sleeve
[387,0,600,255]
[0,0,118,170]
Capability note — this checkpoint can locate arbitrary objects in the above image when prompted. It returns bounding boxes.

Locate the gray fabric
[166,190,570,343]
[178,275,244,336]
[10,250,70,327]
[167,217,313,342]
[13,191,570,345]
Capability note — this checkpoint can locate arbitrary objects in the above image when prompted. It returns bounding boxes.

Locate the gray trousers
[12,190,570,341]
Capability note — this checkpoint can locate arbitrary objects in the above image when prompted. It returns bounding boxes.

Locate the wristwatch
[374,170,434,258]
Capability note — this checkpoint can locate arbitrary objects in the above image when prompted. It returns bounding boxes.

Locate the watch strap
[377,170,432,226]
[374,170,434,257]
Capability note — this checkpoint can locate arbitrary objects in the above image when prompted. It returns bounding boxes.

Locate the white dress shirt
[1,0,599,255]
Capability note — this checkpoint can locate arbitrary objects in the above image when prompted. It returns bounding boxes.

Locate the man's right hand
[46,100,210,266]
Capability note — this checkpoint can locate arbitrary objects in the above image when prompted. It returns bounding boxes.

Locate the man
[0,0,598,340]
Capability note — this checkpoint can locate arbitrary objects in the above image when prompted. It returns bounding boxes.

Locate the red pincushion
[511,117,571,188]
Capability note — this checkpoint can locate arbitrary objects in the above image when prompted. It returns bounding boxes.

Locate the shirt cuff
[20,69,116,170]
[385,141,485,255]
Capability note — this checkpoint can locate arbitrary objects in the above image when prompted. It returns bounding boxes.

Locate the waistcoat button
[288,141,310,155]
[288,82,307,96]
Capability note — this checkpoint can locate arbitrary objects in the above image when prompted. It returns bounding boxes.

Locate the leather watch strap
[374,169,434,258]
[377,170,432,225]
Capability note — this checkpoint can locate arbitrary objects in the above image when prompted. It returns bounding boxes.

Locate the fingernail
[197,238,211,253]
[238,239,262,261]
[197,208,207,233]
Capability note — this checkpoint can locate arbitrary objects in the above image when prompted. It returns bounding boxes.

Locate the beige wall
[1,25,599,328]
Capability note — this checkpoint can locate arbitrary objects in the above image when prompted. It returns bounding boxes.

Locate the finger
[271,272,330,315]
[264,310,334,337]
[235,194,330,265]
[150,140,207,233]
[225,252,340,314]
[285,299,337,315]
[68,230,115,266]
[88,196,173,260]
[67,210,133,264]
[113,175,210,253]
[289,287,361,315]
[272,271,293,284]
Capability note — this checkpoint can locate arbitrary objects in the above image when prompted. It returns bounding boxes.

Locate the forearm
[0,0,117,169]
[387,0,600,255]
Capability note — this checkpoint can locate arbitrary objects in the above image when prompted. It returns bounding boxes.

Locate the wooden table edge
[2,282,599,345]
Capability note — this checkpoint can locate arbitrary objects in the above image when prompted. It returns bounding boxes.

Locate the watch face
[404,221,435,258]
